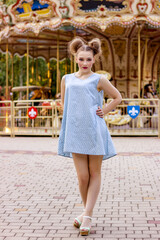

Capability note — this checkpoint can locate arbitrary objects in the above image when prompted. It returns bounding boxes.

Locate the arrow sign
[28,107,38,119]
[127,105,140,119]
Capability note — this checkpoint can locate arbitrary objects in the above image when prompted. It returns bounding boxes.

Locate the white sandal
[79,216,92,236]
[73,208,85,228]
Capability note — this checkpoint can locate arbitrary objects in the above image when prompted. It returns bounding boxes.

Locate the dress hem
[57,152,117,161]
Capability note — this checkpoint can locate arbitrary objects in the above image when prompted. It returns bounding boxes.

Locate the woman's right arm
[61,75,65,110]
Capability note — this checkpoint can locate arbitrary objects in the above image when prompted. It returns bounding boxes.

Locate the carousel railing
[0,101,13,136]
[106,98,160,137]
[54,99,63,137]
[0,98,159,137]
[12,100,56,137]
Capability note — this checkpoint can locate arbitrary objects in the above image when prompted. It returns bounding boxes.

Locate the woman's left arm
[97,75,122,116]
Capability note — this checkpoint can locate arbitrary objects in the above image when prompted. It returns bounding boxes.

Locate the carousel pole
[65,58,67,75]
[71,55,73,73]
[26,37,29,128]
[159,62,160,98]
[11,48,14,137]
[48,47,51,88]
[143,38,148,98]
[5,41,9,128]
[74,28,77,72]
[138,25,141,98]
[6,41,9,100]
[36,58,38,85]
[65,49,68,75]
[32,48,34,83]
[27,37,29,100]
[48,61,51,87]
[56,31,60,94]
[11,48,14,101]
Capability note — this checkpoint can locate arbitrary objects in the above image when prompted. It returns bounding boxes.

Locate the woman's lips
[83,67,88,69]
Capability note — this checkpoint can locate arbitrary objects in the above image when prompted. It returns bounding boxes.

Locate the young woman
[58,37,122,236]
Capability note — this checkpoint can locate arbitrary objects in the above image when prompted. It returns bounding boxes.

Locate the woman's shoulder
[62,73,74,80]
[62,73,74,79]
[94,72,103,78]
[95,73,110,81]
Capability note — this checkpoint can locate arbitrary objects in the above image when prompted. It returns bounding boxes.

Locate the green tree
[2,0,16,6]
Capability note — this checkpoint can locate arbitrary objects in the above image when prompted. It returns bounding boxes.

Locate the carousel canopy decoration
[0,0,160,40]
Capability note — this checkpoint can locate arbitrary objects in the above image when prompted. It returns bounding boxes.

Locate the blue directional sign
[127,105,140,119]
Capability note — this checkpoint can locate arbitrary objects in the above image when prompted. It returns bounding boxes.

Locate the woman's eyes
[79,58,92,61]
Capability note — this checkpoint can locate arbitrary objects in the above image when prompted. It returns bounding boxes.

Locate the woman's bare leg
[81,155,103,228]
[72,153,90,221]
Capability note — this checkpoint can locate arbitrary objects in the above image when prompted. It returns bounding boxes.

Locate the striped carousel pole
[56,31,60,94]
[26,37,29,100]
[11,47,14,101]
[26,37,29,128]
[6,41,8,100]
[138,25,141,98]
[143,38,148,98]
[5,41,9,128]
[74,28,77,72]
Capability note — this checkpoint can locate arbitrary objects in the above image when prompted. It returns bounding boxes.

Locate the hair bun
[68,37,102,58]
[88,38,102,56]
[69,37,85,55]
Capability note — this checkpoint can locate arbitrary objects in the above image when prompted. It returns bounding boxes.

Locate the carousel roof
[0,0,160,60]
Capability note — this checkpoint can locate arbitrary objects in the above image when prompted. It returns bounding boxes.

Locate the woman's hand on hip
[96,106,104,118]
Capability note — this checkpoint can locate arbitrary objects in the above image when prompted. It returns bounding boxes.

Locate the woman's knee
[89,170,101,179]
[88,155,103,178]
[78,172,90,186]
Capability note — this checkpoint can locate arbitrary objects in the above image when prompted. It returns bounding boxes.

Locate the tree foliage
[2,0,16,6]
[0,52,70,99]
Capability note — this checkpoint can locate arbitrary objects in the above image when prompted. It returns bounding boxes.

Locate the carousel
[0,0,160,136]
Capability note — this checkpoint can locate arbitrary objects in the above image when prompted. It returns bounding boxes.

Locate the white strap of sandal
[83,216,92,220]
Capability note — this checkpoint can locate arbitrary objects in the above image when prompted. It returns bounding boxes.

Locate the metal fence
[105,98,160,137]
[54,99,63,137]
[0,101,13,136]
[0,99,160,137]
[12,100,56,137]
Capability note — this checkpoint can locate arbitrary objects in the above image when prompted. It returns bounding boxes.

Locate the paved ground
[0,136,160,240]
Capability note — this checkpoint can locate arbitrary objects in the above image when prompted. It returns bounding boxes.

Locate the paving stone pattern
[0,137,160,240]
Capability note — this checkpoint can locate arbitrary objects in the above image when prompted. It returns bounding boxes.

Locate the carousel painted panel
[0,2,10,25]
[152,52,160,83]
[129,39,145,81]
[129,81,138,98]
[54,0,74,19]
[155,0,160,13]
[116,80,127,98]
[8,0,56,22]
[130,0,154,15]
[101,40,113,77]
[8,0,74,23]
[75,0,130,15]
[144,43,159,82]
[157,57,160,84]
[111,39,127,81]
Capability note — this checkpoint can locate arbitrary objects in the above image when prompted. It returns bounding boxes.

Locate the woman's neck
[76,70,93,77]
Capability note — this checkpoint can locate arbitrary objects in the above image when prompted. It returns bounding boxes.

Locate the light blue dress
[58,72,117,161]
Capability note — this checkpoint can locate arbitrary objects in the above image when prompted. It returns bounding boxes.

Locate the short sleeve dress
[58,72,117,161]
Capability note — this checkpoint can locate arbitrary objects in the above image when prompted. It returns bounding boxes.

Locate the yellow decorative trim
[18,13,31,18]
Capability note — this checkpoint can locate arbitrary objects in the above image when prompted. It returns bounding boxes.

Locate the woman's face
[76,50,95,72]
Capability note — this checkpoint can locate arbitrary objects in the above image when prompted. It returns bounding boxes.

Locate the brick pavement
[0,137,160,240]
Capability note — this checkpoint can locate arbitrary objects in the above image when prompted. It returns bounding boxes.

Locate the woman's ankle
[84,210,93,217]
